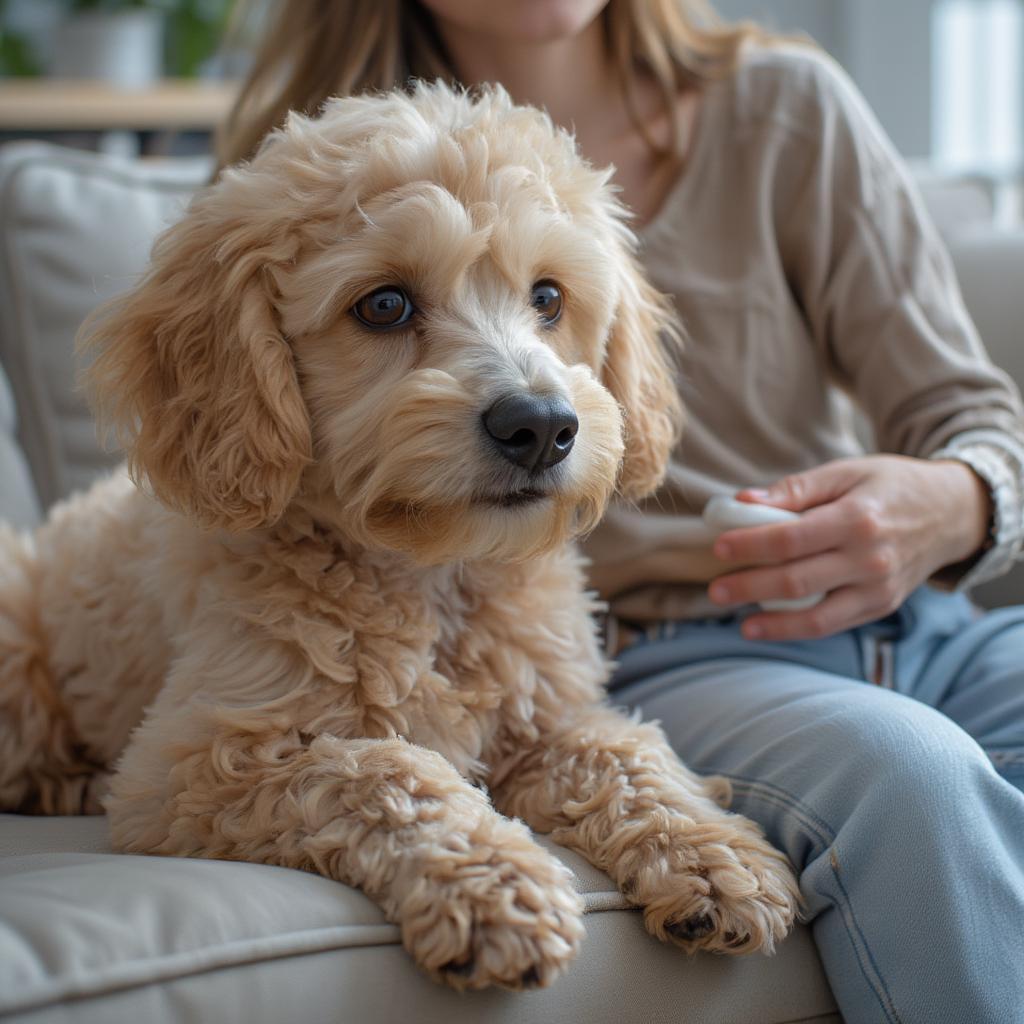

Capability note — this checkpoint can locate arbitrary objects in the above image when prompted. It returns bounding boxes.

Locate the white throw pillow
[0,142,209,509]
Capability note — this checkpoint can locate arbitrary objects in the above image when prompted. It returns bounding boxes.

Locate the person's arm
[708,51,1024,639]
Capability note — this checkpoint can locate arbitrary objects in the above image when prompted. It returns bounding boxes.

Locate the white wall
[715,0,935,157]
[837,0,935,158]
[714,0,841,53]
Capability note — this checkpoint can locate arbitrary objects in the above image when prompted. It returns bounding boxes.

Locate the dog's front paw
[398,828,585,990]
[624,810,800,956]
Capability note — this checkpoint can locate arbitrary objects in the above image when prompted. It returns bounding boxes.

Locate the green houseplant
[0,0,43,76]
[52,0,232,83]
[54,1,166,86]
[66,0,234,77]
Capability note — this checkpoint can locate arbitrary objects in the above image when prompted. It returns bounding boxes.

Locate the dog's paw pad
[519,965,542,988]
[440,958,475,979]
[629,815,801,956]
[666,913,716,941]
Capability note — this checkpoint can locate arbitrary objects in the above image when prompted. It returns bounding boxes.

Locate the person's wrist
[931,459,993,566]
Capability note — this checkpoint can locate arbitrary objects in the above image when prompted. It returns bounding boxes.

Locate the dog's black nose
[482,393,578,472]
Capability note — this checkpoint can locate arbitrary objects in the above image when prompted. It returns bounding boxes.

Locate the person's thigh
[614,652,1003,868]
[614,646,1024,1024]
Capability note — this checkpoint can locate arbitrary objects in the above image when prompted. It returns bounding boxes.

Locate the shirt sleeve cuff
[928,431,1024,590]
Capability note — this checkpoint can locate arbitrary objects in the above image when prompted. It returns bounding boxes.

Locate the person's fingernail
[742,488,771,500]
[714,540,732,559]
[743,622,763,639]
[710,583,730,603]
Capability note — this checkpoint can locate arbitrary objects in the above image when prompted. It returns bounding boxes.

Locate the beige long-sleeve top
[583,46,1024,622]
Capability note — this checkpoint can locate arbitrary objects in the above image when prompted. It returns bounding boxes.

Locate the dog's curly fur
[0,84,798,989]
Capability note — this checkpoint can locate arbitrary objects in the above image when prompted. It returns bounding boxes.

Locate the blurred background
[0,0,1021,209]
[717,0,1024,223]
[0,0,241,157]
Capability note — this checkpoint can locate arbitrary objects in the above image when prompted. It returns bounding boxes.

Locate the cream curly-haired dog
[0,83,798,989]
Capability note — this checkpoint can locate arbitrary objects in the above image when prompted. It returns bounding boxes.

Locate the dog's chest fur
[206,521,606,781]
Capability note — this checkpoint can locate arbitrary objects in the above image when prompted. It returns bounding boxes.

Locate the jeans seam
[708,772,837,847]
[713,771,904,1024]
[827,849,905,1024]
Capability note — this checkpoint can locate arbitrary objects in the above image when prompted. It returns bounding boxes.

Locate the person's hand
[707,455,992,641]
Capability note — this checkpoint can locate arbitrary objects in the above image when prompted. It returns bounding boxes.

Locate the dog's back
[0,472,183,813]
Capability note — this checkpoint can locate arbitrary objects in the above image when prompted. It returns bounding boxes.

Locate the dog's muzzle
[482,393,578,473]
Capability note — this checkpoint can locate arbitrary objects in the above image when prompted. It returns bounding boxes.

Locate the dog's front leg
[491,704,799,955]
[108,731,583,990]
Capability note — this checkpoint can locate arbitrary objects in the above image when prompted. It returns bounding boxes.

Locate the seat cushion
[0,814,839,1024]
[0,142,209,509]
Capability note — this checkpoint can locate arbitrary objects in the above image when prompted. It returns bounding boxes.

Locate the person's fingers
[735,459,869,514]
[738,584,893,642]
[713,498,857,565]
[708,551,854,607]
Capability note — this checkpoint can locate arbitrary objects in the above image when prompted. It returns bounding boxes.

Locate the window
[932,0,1024,171]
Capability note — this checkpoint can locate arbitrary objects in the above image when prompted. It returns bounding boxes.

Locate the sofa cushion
[946,228,1024,397]
[0,814,838,1024]
[944,228,1024,609]
[0,142,210,509]
[908,165,997,238]
[0,362,40,529]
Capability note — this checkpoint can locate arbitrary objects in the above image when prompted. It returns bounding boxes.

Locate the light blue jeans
[610,586,1024,1024]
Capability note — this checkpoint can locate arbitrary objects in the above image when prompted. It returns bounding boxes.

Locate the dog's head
[83,83,682,564]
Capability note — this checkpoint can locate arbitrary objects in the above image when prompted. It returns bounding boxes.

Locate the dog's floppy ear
[80,172,312,531]
[601,256,684,500]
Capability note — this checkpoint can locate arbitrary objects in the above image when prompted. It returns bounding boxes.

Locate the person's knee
[798,688,994,824]
[630,661,1001,838]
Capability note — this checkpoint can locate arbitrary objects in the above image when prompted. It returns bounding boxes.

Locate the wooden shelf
[0,79,239,132]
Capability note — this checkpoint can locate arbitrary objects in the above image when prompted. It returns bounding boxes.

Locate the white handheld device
[702,495,824,612]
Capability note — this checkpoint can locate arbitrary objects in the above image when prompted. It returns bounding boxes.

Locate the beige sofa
[0,141,1020,1024]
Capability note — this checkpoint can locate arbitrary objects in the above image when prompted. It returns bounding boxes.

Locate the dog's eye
[530,280,563,326]
[353,287,414,329]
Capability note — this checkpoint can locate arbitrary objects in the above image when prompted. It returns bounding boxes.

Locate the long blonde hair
[217,0,764,170]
